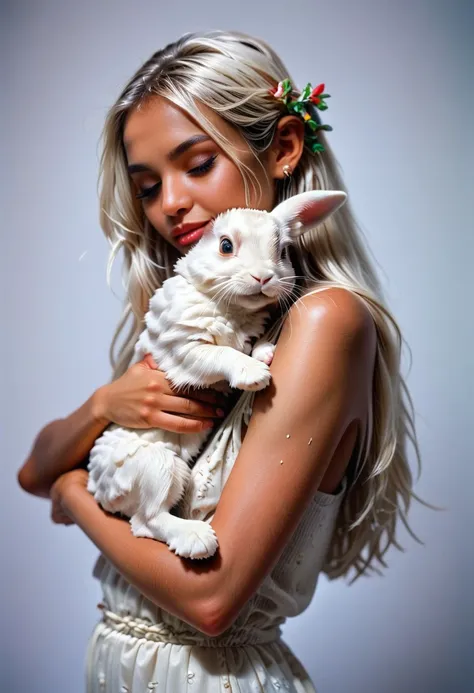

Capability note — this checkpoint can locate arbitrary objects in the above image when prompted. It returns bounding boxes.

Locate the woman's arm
[18,357,226,499]
[58,288,376,637]
[55,471,223,636]
[17,389,109,498]
[208,288,376,631]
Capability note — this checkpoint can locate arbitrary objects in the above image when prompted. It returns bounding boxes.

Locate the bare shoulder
[261,285,377,427]
[278,286,376,353]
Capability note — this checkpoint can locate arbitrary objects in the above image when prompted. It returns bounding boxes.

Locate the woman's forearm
[63,484,222,636]
[17,387,110,498]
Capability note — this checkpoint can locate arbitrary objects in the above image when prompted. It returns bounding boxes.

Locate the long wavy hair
[96,29,435,583]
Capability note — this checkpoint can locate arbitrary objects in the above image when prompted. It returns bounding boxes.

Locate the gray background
[2,1,472,691]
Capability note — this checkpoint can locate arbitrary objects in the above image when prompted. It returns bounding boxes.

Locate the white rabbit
[87,190,347,559]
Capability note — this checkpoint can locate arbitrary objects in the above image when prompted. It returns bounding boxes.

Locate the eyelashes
[135,155,218,200]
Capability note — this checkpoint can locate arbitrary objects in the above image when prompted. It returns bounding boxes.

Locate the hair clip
[269,78,333,153]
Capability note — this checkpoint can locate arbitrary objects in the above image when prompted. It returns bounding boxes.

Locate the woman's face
[123,96,277,254]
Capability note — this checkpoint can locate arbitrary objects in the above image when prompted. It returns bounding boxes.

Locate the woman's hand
[49,468,89,526]
[95,354,228,434]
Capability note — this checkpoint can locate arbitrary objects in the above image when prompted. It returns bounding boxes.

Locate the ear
[272,190,347,240]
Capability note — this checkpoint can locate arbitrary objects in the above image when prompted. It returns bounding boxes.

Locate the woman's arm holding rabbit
[18,356,224,497]
[207,287,376,632]
[56,288,375,636]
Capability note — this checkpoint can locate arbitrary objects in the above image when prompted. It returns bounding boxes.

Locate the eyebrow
[126,134,212,174]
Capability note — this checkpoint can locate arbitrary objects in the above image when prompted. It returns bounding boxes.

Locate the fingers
[170,383,229,407]
[190,389,228,406]
[139,359,227,406]
[154,411,217,434]
[58,516,75,525]
[162,383,228,407]
[51,506,75,525]
[161,394,224,419]
[142,354,158,370]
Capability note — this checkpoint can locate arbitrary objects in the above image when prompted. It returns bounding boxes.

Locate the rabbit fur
[87,190,347,559]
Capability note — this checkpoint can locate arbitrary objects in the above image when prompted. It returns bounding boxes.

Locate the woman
[18,30,428,692]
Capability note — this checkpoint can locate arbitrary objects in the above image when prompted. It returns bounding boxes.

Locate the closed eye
[135,155,218,201]
[136,182,161,200]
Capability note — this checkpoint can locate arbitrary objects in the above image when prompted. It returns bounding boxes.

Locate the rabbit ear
[272,190,347,240]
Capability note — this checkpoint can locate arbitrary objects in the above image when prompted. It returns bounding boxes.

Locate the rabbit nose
[250,272,274,285]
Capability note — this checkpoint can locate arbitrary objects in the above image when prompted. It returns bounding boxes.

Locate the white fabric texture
[85,318,348,692]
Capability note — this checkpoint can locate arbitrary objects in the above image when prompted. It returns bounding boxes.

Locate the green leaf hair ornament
[268,79,333,154]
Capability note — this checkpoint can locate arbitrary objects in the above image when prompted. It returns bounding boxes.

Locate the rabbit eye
[220,238,233,255]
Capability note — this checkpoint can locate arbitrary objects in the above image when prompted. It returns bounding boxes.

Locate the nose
[160,175,193,218]
[250,271,274,286]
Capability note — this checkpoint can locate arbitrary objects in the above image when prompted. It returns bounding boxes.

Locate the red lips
[171,221,210,238]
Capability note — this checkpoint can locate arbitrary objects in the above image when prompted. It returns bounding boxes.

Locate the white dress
[85,321,348,692]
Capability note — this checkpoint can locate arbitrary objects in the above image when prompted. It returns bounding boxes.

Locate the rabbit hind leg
[145,512,219,560]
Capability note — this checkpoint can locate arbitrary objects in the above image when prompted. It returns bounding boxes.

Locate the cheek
[140,210,183,255]
[143,211,168,243]
[207,158,274,212]
[205,159,248,210]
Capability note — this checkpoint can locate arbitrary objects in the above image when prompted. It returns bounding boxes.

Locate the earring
[283,164,293,178]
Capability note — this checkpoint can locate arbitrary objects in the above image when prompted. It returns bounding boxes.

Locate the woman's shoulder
[270,285,377,423]
[272,289,376,493]
[282,286,376,348]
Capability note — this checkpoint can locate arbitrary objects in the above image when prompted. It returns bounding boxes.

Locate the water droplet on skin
[308,437,313,445]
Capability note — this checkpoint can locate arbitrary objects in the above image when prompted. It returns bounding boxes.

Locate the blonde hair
[97,29,435,583]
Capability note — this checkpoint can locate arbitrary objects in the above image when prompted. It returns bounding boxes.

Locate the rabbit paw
[168,521,219,559]
[251,342,275,365]
[129,515,155,539]
[230,359,271,391]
